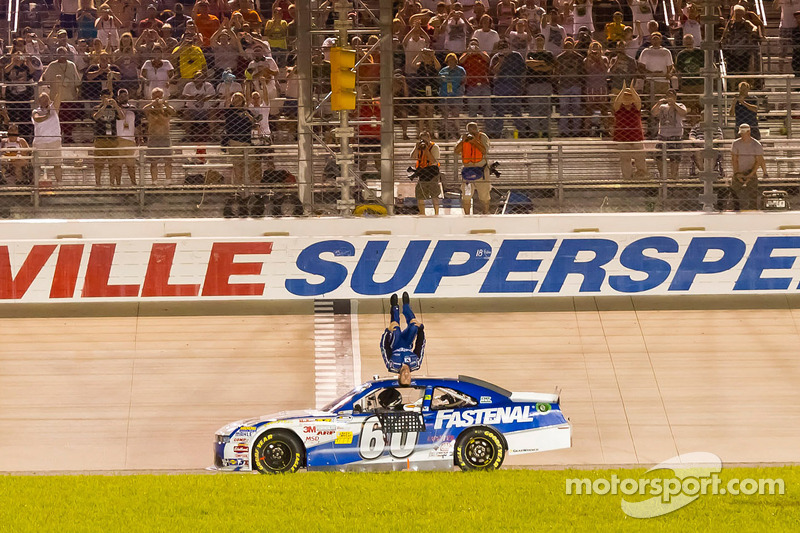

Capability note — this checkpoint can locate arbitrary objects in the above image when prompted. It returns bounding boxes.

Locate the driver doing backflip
[380,292,425,385]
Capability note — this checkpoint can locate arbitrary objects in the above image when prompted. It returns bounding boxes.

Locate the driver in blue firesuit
[380,292,425,386]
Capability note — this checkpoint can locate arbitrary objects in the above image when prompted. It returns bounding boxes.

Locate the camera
[407,166,420,180]
[418,140,427,149]
[489,161,501,178]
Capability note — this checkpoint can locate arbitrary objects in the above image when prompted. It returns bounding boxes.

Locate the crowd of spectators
[0,0,793,210]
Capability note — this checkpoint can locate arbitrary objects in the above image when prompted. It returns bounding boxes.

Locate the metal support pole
[379,0,395,214]
[698,0,721,211]
[334,0,355,214]
[297,0,314,213]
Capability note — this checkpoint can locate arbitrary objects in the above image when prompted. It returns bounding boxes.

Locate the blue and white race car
[213,375,571,473]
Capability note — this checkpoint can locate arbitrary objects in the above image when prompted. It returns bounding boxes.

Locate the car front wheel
[252,431,304,474]
[454,428,505,471]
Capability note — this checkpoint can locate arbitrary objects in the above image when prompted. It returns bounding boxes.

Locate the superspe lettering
[285,236,800,296]
[434,405,552,429]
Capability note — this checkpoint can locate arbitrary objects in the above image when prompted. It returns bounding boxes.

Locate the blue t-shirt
[438,65,466,97]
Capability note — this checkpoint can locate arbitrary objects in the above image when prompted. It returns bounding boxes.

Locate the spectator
[108,0,136,32]
[682,3,702,45]
[115,33,140,96]
[571,0,594,36]
[95,3,123,49]
[507,18,534,55]
[428,4,450,55]
[438,52,466,139]
[217,69,244,106]
[574,26,593,56]
[135,28,166,64]
[442,6,471,55]
[160,24,179,52]
[82,51,122,102]
[59,0,81,38]
[393,70,411,140]
[411,131,442,215]
[460,38,493,120]
[411,48,440,135]
[468,2,488,27]
[263,6,289,68]
[729,81,760,140]
[92,89,124,186]
[674,33,704,111]
[487,39,526,139]
[32,88,64,183]
[584,40,609,136]
[142,87,176,183]
[194,1,221,46]
[623,23,643,58]
[181,72,216,141]
[244,45,279,108]
[651,88,687,179]
[609,40,640,94]
[235,0,263,32]
[554,38,584,137]
[47,29,79,63]
[249,89,271,146]
[356,85,381,173]
[688,113,724,178]
[221,92,259,184]
[141,46,174,98]
[172,32,207,94]
[166,3,192,39]
[113,88,139,185]
[211,24,244,78]
[77,0,99,41]
[404,19,432,74]
[472,14,501,53]
[721,5,759,80]
[606,11,626,47]
[495,0,517,35]
[0,125,31,186]
[138,4,164,35]
[454,122,491,214]
[776,0,800,65]
[730,124,767,210]
[612,82,648,179]
[4,52,38,141]
[541,10,567,56]
[42,47,83,144]
[525,33,554,138]
[628,0,656,35]
[638,32,673,106]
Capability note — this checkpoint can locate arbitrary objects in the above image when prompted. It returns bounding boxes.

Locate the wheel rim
[464,436,496,468]
[260,441,292,471]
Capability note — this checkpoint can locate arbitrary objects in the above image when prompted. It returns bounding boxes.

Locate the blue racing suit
[380,302,425,373]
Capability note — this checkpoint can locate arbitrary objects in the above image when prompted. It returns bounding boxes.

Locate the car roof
[366,375,512,397]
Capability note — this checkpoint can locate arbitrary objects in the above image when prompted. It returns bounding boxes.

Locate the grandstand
[0,0,798,218]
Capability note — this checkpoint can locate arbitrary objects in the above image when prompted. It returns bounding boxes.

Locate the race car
[213,375,571,473]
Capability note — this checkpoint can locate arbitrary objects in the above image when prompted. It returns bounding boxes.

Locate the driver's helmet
[434,393,455,409]
[378,388,403,410]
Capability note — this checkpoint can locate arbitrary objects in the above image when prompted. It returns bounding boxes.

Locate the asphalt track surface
[1,296,799,473]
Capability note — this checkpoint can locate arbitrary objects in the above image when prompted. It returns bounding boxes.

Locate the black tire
[251,431,304,474]
[454,428,505,471]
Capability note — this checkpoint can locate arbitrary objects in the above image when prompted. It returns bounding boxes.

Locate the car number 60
[358,416,418,460]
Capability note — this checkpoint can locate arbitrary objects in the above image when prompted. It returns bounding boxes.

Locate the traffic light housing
[330,47,357,111]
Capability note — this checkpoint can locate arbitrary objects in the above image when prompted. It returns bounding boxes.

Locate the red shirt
[614,104,644,142]
[460,53,491,88]
[358,99,381,138]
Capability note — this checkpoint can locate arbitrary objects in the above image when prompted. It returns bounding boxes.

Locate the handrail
[7,0,21,41]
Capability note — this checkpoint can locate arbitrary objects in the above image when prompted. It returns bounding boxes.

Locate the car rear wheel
[252,431,304,474]
[454,428,505,471]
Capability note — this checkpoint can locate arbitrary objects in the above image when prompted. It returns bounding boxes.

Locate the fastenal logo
[565,452,786,519]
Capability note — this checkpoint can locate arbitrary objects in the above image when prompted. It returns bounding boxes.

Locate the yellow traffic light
[330,47,357,111]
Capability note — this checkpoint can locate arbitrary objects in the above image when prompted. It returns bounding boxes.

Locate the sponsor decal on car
[480,396,492,404]
[233,445,249,453]
[434,405,546,429]
[226,458,248,466]
[335,431,353,444]
[233,437,249,443]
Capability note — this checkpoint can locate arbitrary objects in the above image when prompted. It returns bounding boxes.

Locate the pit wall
[2,212,800,302]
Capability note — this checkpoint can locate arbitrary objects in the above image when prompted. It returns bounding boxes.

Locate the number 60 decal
[358,416,418,460]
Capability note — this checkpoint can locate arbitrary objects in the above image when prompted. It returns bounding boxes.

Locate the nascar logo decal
[434,405,551,429]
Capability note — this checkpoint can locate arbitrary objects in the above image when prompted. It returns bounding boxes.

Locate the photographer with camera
[454,121,492,215]
[92,88,124,186]
[410,131,442,216]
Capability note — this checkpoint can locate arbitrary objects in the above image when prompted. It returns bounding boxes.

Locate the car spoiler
[508,387,561,404]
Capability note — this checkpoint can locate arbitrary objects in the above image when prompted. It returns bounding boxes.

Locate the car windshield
[320,382,371,412]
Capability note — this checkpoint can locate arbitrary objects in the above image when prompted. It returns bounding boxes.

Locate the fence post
[786,76,793,139]
[32,148,40,214]
[557,144,564,211]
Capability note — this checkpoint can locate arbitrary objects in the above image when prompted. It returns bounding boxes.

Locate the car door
[332,385,428,470]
